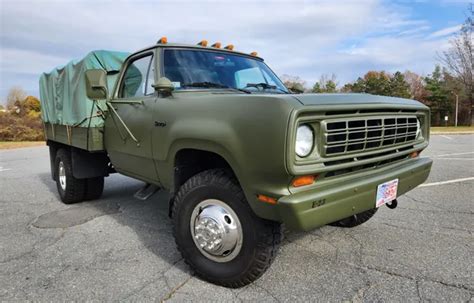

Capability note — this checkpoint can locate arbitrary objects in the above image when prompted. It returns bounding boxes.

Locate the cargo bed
[44,123,104,151]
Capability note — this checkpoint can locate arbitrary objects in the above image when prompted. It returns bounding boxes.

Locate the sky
[0,0,471,103]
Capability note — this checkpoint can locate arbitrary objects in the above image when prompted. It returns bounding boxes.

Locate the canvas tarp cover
[39,50,129,127]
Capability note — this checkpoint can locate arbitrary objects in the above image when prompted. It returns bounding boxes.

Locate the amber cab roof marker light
[250,51,258,56]
[157,37,168,44]
[224,44,234,50]
[211,42,222,48]
[292,175,316,187]
[257,194,277,205]
[197,40,208,47]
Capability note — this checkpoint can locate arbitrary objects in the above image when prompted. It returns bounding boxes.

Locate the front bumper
[277,157,432,231]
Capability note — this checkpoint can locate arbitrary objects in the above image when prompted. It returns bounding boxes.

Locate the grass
[0,141,45,149]
[431,126,474,133]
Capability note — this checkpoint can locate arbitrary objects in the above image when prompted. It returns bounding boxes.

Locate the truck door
[104,51,159,184]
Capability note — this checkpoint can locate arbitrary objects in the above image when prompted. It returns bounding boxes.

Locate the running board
[134,183,160,200]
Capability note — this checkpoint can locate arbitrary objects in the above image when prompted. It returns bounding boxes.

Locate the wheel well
[169,149,237,216]
[47,140,111,180]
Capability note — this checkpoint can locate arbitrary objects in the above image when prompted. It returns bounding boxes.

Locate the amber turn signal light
[224,44,234,50]
[157,37,168,44]
[212,42,221,48]
[257,194,277,205]
[292,175,316,187]
[410,151,420,158]
[250,51,258,56]
[197,40,208,47]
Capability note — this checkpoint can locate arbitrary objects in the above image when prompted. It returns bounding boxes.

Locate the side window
[120,54,155,98]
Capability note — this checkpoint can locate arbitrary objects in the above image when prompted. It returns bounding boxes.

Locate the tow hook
[386,199,398,209]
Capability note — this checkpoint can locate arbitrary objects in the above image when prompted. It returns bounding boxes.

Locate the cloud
[1,48,68,76]
[0,0,464,100]
[428,24,462,38]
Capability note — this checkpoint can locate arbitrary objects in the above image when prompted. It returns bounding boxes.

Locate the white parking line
[440,135,453,140]
[0,167,11,172]
[419,177,474,188]
[433,152,474,158]
[434,158,474,160]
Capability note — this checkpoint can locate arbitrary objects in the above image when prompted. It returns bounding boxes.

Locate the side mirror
[85,69,108,100]
[153,77,174,95]
[286,84,304,94]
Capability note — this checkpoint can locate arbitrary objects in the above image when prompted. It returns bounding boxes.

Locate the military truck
[39,38,432,287]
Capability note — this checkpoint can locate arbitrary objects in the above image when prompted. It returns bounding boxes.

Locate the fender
[156,138,243,192]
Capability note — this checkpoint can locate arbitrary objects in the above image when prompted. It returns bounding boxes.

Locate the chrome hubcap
[58,161,66,191]
[190,199,243,262]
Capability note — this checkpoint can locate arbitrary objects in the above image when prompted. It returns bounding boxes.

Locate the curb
[431,132,474,135]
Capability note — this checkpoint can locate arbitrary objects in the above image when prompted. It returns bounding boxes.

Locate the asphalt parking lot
[0,135,473,302]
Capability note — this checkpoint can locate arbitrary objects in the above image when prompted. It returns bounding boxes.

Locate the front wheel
[172,169,281,288]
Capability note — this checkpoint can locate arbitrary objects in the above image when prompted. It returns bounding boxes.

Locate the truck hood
[292,93,425,108]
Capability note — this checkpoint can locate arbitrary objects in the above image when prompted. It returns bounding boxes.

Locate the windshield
[163,49,288,93]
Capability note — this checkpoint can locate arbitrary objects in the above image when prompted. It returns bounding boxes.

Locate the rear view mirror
[85,69,108,100]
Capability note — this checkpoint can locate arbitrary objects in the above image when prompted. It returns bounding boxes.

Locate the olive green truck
[39,38,432,287]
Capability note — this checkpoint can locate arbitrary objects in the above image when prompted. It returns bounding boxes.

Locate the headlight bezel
[416,118,422,139]
[295,124,315,158]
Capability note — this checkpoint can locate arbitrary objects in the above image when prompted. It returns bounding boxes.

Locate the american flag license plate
[376,179,399,208]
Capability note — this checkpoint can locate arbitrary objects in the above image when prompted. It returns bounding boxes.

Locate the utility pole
[454,93,459,127]
[452,91,459,127]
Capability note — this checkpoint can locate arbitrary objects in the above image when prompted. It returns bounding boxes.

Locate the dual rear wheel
[55,149,104,204]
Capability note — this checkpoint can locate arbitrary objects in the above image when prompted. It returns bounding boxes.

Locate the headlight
[416,119,421,139]
[295,124,314,157]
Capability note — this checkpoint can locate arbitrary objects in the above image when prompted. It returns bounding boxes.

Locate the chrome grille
[323,116,418,156]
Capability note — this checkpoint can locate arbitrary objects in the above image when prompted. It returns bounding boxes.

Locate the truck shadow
[37,172,306,276]
[37,173,182,268]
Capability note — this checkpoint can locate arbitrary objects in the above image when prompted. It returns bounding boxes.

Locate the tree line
[0,6,471,142]
[282,6,473,126]
[0,87,44,141]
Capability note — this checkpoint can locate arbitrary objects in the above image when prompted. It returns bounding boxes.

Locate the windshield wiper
[182,82,251,94]
[245,83,289,94]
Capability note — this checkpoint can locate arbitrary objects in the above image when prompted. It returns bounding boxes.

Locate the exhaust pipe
[386,199,398,209]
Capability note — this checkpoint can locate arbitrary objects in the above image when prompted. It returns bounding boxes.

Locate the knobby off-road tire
[172,169,282,288]
[55,149,86,204]
[329,208,378,228]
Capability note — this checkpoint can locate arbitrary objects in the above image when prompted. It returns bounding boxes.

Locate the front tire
[172,169,281,288]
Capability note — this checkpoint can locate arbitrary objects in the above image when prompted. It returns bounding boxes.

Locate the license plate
[376,179,399,208]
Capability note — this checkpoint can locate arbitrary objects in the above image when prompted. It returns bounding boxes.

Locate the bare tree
[280,74,306,93]
[439,5,473,125]
[6,86,27,109]
[403,71,428,102]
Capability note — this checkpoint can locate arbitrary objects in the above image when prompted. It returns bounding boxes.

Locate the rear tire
[84,177,104,200]
[329,208,378,228]
[55,149,86,204]
[172,169,281,288]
